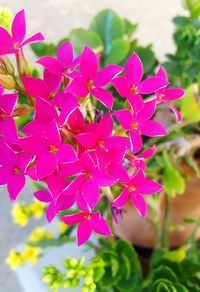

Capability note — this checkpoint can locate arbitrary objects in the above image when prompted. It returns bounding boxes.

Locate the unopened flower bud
[16,49,31,76]
[0,74,16,90]
[0,56,14,74]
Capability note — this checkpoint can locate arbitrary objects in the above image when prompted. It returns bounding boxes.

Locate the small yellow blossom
[29,199,45,219]
[0,7,12,32]
[28,227,53,243]
[22,246,41,265]
[58,221,68,234]
[11,202,30,227]
[6,249,24,270]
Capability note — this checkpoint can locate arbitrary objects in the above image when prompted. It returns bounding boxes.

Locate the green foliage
[180,84,200,122]
[42,240,142,292]
[143,244,200,292]
[164,3,200,88]
[30,9,158,75]
[162,152,185,197]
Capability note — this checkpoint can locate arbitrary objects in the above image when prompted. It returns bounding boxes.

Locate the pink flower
[0,92,18,143]
[127,145,156,170]
[60,152,115,211]
[75,112,130,152]
[66,46,122,109]
[114,100,167,154]
[111,53,168,111]
[22,70,79,126]
[0,142,31,200]
[62,211,112,246]
[34,172,74,222]
[19,121,77,180]
[112,169,162,218]
[0,10,44,55]
[155,66,185,122]
[37,42,80,78]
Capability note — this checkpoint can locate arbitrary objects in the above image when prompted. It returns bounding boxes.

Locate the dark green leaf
[105,39,130,65]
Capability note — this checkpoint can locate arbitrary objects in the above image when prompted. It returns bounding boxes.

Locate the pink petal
[0,166,11,184]
[129,129,143,154]
[137,99,156,122]
[43,69,62,92]
[139,76,168,95]
[104,136,130,151]
[125,53,143,85]
[127,93,144,112]
[12,10,26,43]
[111,76,130,97]
[57,42,73,67]
[139,145,156,159]
[75,133,98,149]
[77,220,92,246]
[131,192,147,218]
[91,87,114,109]
[35,154,57,180]
[62,212,85,225]
[82,180,100,209]
[0,118,18,143]
[0,93,18,115]
[129,169,145,187]
[61,161,83,178]
[57,143,77,163]
[163,88,185,101]
[62,175,85,196]
[66,77,89,97]
[68,108,85,131]
[138,179,162,195]
[112,188,130,208]
[46,203,57,222]
[109,163,129,182]
[156,66,168,80]
[163,101,182,122]
[56,194,75,211]
[21,32,45,47]
[34,190,52,202]
[21,76,49,99]
[91,217,112,236]
[93,169,116,187]
[37,56,63,76]
[96,112,113,139]
[0,27,14,54]
[80,46,98,80]
[35,98,58,122]
[7,175,25,201]
[140,120,168,137]
[94,65,123,87]
[19,136,48,155]
[113,110,133,129]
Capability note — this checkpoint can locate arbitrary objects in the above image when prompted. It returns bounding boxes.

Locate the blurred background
[0,0,186,291]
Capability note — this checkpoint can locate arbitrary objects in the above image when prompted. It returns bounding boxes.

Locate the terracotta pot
[114,160,200,248]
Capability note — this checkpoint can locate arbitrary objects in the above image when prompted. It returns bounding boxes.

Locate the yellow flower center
[49,145,58,154]
[130,85,139,95]
[128,185,136,192]
[84,214,91,220]
[87,80,94,89]
[14,167,21,176]
[0,108,8,120]
[131,121,138,130]
[13,42,20,49]
[159,93,165,99]
[48,91,56,100]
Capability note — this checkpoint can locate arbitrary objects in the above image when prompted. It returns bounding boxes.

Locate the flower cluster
[0,10,184,245]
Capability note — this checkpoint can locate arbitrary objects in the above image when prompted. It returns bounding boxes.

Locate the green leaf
[92,256,105,282]
[100,251,121,287]
[180,84,200,123]
[30,42,57,57]
[152,265,179,282]
[69,28,103,55]
[114,240,142,291]
[105,39,130,65]
[90,9,124,54]
[135,46,157,74]
[162,152,185,197]
[183,0,200,18]
[123,18,138,38]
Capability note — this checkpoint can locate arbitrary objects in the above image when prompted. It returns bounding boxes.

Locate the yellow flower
[28,227,53,243]
[0,7,12,32]
[58,221,68,234]
[11,202,30,227]
[22,246,41,265]
[6,249,24,270]
[29,200,45,219]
